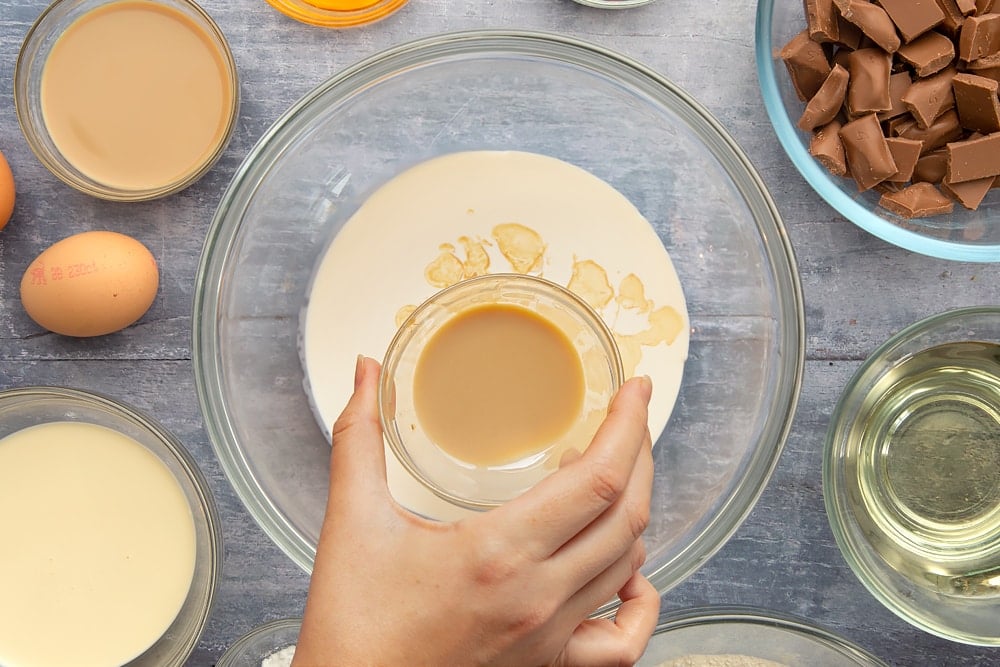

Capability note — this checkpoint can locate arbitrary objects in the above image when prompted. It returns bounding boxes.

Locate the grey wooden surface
[1,1,999,665]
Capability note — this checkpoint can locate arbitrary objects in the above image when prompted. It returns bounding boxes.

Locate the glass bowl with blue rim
[756,0,1000,262]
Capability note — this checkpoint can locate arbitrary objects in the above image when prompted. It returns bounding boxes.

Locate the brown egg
[0,149,14,232]
[20,231,159,337]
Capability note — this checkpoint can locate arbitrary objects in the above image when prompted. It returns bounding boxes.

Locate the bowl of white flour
[638,607,888,667]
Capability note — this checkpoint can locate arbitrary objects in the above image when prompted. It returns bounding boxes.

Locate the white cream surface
[0,421,197,667]
[301,150,689,520]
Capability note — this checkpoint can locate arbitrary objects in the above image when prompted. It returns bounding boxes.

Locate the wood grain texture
[2,1,1000,665]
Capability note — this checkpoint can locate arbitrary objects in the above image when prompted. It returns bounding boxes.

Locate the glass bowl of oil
[825,306,1000,645]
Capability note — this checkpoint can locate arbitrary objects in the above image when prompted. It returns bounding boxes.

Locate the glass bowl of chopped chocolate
[757,0,1000,262]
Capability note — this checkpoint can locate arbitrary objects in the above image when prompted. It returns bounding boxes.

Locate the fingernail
[638,374,653,401]
[354,354,365,390]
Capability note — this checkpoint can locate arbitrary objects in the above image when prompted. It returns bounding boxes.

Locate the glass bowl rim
[13,0,241,202]
[823,305,1000,646]
[0,384,223,664]
[570,0,660,8]
[217,617,303,666]
[192,28,806,608]
[652,605,889,666]
[378,272,626,511]
[754,0,1000,263]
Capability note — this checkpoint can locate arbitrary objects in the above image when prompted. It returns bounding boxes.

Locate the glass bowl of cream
[14,0,239,201]
[0,386,221,667]
[380,273,624,510]
[193,30,805,619]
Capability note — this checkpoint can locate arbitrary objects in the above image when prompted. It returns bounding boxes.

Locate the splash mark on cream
[617,273,654,314]
[395,304,417,329]
[615,306,684,377]
[404,223,681,376]
[492,223,545,274]
[567,259,614,311]
[424,237,492,289]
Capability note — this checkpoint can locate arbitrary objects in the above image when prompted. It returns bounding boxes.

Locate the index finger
[491,375,652,558]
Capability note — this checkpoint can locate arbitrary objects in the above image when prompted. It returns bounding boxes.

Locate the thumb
[328,355,389,504]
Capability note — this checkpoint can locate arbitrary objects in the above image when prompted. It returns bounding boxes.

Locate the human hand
[293,356,658,667]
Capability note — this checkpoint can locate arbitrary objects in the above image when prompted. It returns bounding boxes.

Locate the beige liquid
[0,421,197,667]
[413,303,585,467]
[40,1,233,191]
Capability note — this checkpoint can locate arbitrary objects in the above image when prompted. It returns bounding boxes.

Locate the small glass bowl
[264,0,408,27]
[14,0,239,201]
[571,0,659,8]
[0,386,222,666]
[217,618,302,667]
[638,606,887,666]
[379,273,624,510]
[825,307,1000,645]
[756,0,1000,262]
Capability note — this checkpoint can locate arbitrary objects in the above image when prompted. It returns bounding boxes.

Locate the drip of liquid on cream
[0,422,197,666]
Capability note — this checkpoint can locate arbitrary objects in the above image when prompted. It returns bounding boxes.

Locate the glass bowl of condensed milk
[0,386,221,667]
[14,0,239,201]
[380,273,624,510]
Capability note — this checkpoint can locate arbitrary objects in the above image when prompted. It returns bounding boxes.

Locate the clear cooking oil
[844,341,1000,598]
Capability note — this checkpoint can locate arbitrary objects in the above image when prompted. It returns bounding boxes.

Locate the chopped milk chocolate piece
[946,131,1000,180]
[847,48,893,113]
[833,46,854,70]
[874,180,904,194]
[958,0,978,13]
[942,174,994,207]
[878,71,914,119]
[840,113,899,189]
[902,66,957,127]
[885,137,925,180]
[977,0,999,14]
[966,51,1000,81]
[935,0,967,34]
[897,31,956,76]
[952,72,1000,132]
[959,13,1000,61]
[837,14,865,48]
[781,29,833,100]
[810,119,848,175]
[879,182,955,216]
[879,0,946,42]
[898,108,964,152]
[913,149,950,181]
[833,0,902,52]
[887,114,918,134]
[806,0,840,42]
[799,64,851,130]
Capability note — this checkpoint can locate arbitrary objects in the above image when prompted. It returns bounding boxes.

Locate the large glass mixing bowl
[193,30,805,617]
